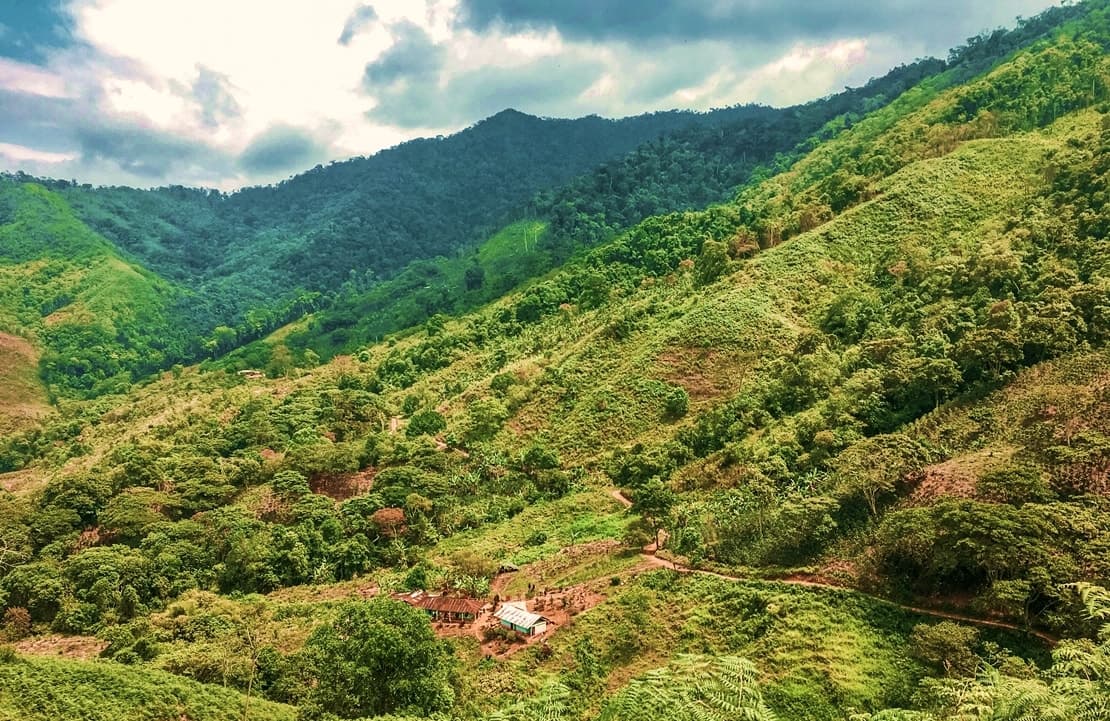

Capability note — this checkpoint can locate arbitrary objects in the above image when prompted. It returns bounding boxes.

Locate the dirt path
[609,489,633,508]
[647,559,1058,645]
[611,489,1058,645]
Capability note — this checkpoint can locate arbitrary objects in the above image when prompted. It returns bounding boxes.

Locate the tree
[303,599,455,718]
[695,239,730,286]
[631,479,676,550]
[464,262,485,291]
[910,622,980,677]
[98,489,172,545]
[406,409,446,438]
[461,398,508,444]
[663,385,689,420]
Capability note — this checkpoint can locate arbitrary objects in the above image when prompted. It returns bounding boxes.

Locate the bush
[1,608,31,641]
[663,385,689,420]
[406,410,446,438]
[909,621,980,677]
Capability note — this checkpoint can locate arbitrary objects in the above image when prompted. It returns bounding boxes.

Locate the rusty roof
[418,596,483,614]
[392,592,482,615]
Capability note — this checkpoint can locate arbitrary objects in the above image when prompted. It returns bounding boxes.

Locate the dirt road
[613,488,1058,645]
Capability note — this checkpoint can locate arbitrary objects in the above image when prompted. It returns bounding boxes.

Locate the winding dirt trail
[611,488,1059,646]
[609,489,633,508]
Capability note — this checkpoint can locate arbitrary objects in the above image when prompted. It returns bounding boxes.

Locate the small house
[418,595,483,623]
[392,591,482,624]
[494,602,550,636]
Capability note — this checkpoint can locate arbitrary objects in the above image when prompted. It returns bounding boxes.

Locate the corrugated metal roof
[391,591,482,615]
[418,596,482,615]
[494,603,547,628]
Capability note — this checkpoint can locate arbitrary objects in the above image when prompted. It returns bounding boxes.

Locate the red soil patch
[0,332,50,434]
[656,348,747,401]
[310,468,377,500]
[15,634,108,660]
[909,447,1016,503]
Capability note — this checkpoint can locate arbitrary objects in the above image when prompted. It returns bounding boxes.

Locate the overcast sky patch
[0,0,1059,188]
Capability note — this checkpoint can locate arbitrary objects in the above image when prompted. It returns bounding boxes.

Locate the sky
[0,0,1057,190]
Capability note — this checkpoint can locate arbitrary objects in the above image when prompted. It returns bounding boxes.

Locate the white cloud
[0,0,1061,187]
[0,57,71,98]
[725,38,873,108]
[0,142,77,164]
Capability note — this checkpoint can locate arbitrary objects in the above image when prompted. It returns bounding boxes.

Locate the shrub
[1,608,31,641]
[909,621,980,677]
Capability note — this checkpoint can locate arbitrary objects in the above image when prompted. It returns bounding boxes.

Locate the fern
[484,683,574,721]
[597,655,775,721]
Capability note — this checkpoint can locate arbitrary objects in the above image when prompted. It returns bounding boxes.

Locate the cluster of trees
[589,16,1110,625]
[0,352,578,633]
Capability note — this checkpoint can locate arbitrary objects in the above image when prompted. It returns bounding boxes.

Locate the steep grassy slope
[0,333,48,435]
[0,655,294,721]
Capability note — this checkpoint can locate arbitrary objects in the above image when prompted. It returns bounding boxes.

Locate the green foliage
[0,180,197,397]
[301,599,454,718]
[1,7,1109,720]
[406,410,447,438]
[0,655,295,720]
[599,655,776,721]
[910,622,981,677]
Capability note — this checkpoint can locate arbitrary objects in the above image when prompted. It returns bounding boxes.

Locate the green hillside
[0,180,195,398]
[0,1,1108,719]
[0,655,294,721]
[0,332,48,436]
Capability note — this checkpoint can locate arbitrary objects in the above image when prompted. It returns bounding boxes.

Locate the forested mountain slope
[0,2,1108,719]
[280,0,1092,357]
[47,107,768,327]
[1,1,1088,401]
[0,181,194,400]
[0,101,889,398]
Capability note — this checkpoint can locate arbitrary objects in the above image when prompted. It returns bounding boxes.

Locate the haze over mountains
[0,2,1108,720]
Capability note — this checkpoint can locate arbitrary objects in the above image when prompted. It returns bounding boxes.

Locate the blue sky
[0,0,1057,189]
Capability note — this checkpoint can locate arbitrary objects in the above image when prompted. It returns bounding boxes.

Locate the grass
[0,654,295,721]
[0,332,49,435]
[475,125,1067,468]
[430,487,633,566]
[477,220,550,279]
[484,570,1050,720]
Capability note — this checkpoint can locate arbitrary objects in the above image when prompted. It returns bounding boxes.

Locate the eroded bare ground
[13,634,108,660]
[0,332,51,437]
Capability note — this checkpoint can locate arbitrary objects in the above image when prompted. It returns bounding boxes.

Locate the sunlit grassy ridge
[0,181,192,398]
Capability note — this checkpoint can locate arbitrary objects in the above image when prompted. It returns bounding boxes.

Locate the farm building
[393,591,483,623]
[494,602,550,636]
